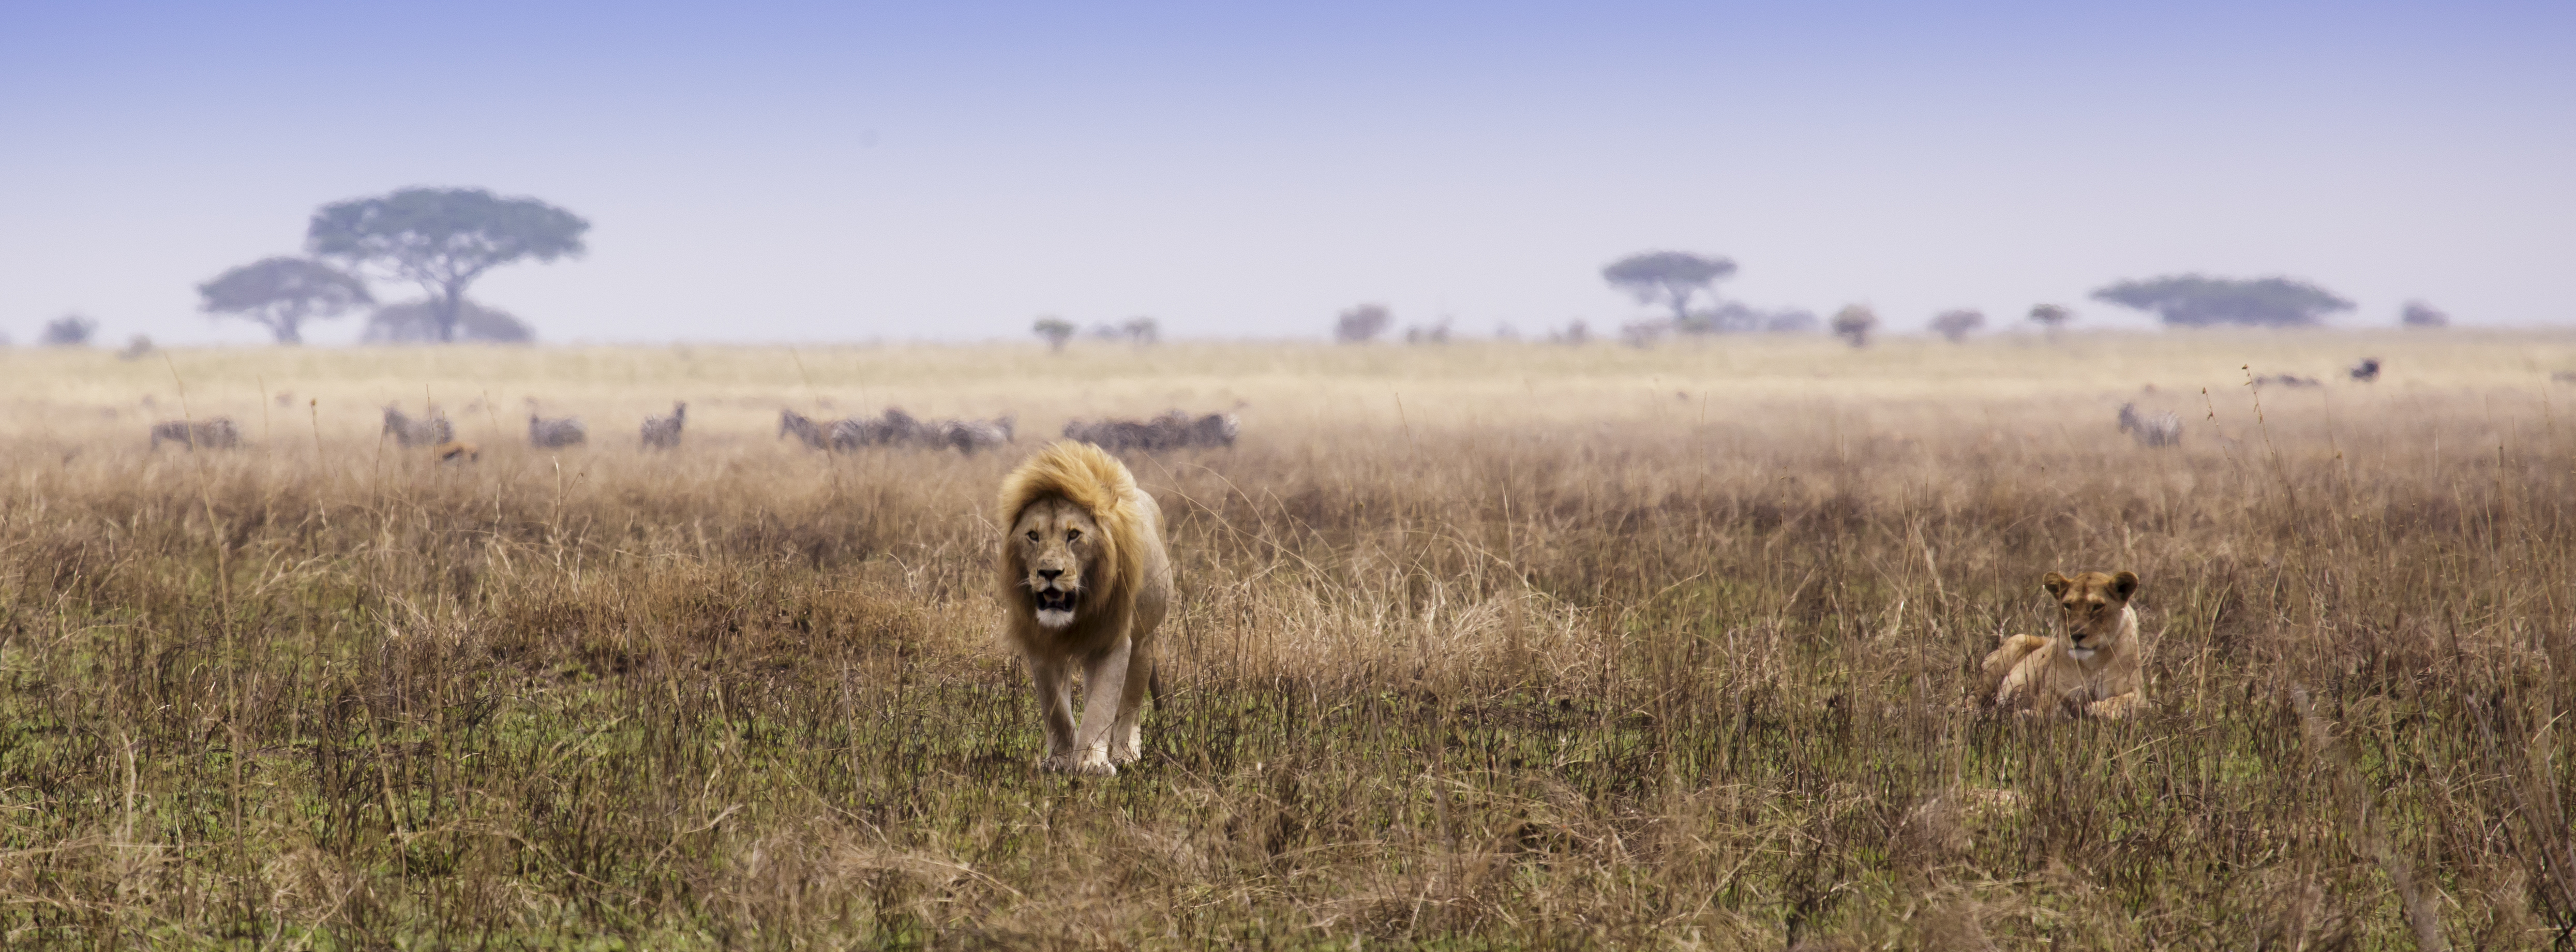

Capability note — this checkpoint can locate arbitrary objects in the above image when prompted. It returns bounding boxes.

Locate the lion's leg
[1107,643,1156,765]
[1978,637,2040,696]
[1065,638,1131,776]
[1027,654,1079,768]
[2085,690,2145,720]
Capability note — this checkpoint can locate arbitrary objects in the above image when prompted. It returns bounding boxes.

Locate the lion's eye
[1025,531,1040,542]
[1066,530,1082,542]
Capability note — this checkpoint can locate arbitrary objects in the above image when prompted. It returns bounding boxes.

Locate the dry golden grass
[0,330,2571,949]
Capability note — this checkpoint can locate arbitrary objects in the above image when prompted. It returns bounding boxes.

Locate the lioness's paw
[1038,751,1118,777]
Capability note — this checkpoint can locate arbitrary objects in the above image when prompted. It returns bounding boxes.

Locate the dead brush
[0,340,2568,948]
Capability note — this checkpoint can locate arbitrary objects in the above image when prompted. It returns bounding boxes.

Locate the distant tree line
[185,187,586,345]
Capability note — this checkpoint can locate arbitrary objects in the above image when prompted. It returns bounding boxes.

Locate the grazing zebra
[778,409,829,449]
[641,402,686,449]
[2348,358,2381,383]
[2117,403,2183,448]
[528,414,587,448]
[933,415,1015,454]
[381,406,453,448]
[150,418,241,451]
[821,408,930,450]
[434,440,481,463]
[829,410,906,451]
[1063,410,1240,452]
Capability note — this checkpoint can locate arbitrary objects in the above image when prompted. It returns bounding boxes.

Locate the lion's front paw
[1039,750,1118,777]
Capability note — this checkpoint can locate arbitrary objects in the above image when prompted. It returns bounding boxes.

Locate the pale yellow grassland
[4,328,2569,444]
[0,329,2570,948]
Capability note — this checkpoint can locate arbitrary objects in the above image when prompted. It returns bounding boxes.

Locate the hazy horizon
[5,1,2570,346]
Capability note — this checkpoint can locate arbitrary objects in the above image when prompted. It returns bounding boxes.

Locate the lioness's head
[1010,496,1106,630]
[2042,570,2138,660]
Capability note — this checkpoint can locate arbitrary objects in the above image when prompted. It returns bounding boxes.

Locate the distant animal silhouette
[2347,358,2380,383]
[831,408,923,450]
[778,409,829,449]
[2252,374,2320,389]
[382,405,453,448]
[933,415,1015,454]
[810,408,1015,453]
[435,440,481,463]
[641,402,686,449]
[150,418,240,451]
[2116,403,2182,448]
[528,414,587,448]
[1062,411,1239,452]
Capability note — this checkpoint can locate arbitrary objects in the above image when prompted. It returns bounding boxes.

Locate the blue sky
[3,1,2570,344]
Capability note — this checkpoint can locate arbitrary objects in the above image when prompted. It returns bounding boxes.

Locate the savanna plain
[1,331,2572,950]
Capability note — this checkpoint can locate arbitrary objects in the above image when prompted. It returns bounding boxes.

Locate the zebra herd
[774,408,1240,455]
[776,408,1016,454]
[1061,410,1239,452]
[143,402,1241,457]
[148,418,240,451]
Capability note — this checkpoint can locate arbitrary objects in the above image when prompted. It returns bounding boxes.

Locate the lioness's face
[2042,570,2138,660]
[1012,497,1103,630]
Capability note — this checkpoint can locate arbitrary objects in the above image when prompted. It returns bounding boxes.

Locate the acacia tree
[2401,301,2449,328]
[1034,317,1075,352]
[1121,317,1160,345]
[39,314,96,347]
[2029,303,2074,337]
[1830,305,1878,348]
[1334,304,1392,343]
[307,188,588,343]
[1601,251,1736,326]
[2091,275,2352,328]
[197,257,372,344]
[1930,308,1985,343]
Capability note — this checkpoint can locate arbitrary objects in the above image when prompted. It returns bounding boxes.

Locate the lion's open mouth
[1032,587,1077,628]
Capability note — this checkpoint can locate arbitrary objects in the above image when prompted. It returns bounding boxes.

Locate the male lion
[997,441,1173,775]
[1980,570,2147,720]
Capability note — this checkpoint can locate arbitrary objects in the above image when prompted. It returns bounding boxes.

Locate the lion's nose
[1037,569,1062,582]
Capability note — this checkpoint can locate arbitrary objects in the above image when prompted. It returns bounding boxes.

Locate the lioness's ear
[2041,572,2072,597]
[2110,571,2138,600]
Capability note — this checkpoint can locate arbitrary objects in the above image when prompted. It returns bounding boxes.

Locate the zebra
[933,415,1015,454]
[382,405,453,448]
[641,402,686,449]
[1183,412,1239,449]
[778,409,829,449]
[529,414,587,448]
[828,408,926,451]
[2117,403,2182,448]
[149,418,240,451]
[2348,358,2381,383]
[1063,410,1239,452]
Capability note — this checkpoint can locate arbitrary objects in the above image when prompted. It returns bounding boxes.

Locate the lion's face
[2042,570,2137,660]
[1011,497,1105,630]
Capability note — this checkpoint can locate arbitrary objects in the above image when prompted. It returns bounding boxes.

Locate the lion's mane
[996,441,1151,628]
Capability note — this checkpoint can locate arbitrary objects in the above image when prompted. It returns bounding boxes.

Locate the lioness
[1980,571,2146,720]
[997,441,1174,775]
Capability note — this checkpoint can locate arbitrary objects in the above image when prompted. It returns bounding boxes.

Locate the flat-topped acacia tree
[197,257,372,344]
[1601,251,1736,328]
[307,188,588,343]
[2091,275,2352,328]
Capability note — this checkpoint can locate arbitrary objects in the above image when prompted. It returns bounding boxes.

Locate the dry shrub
[0,338,2569,947]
